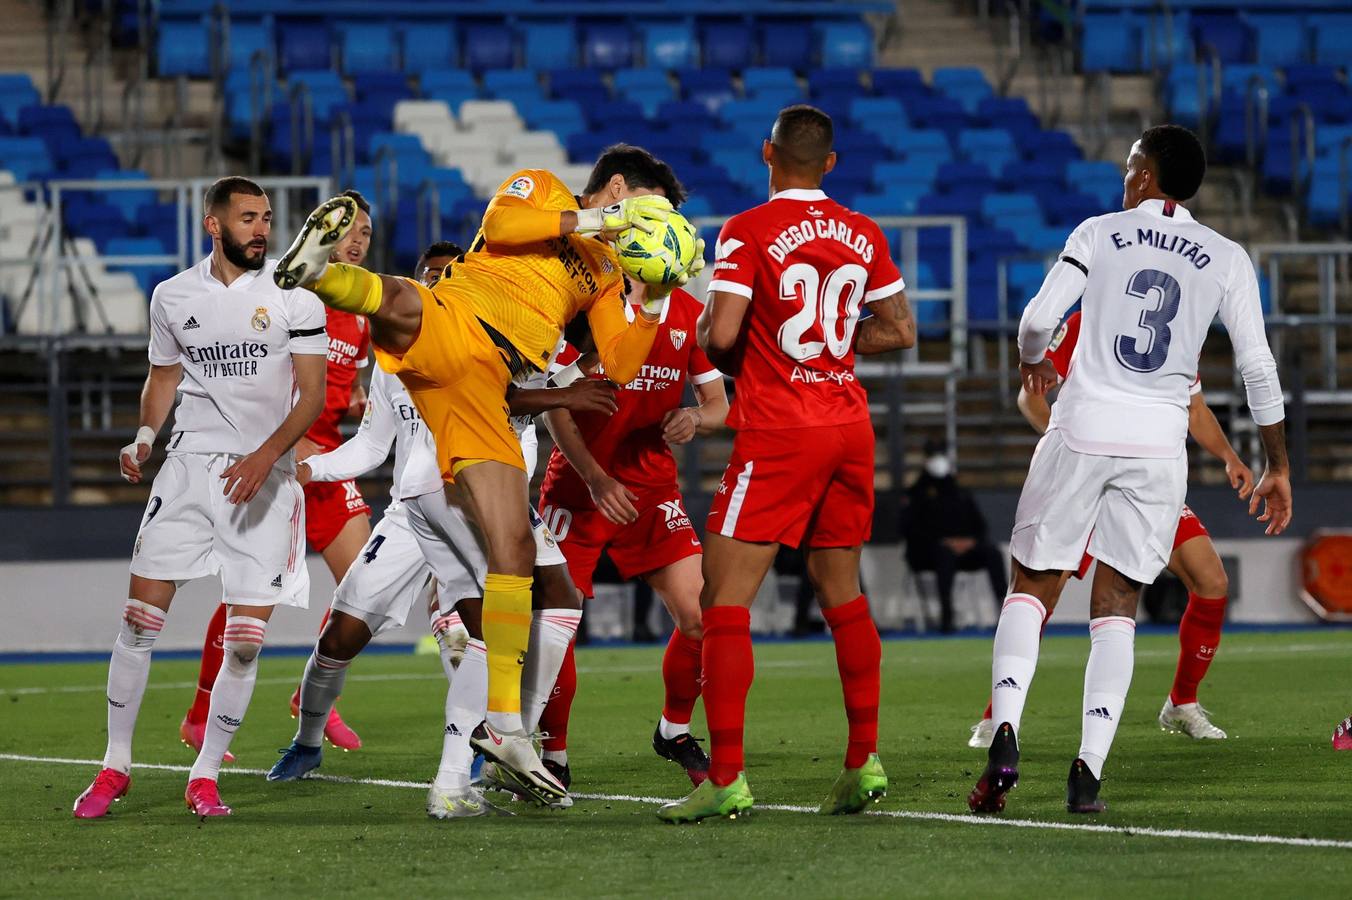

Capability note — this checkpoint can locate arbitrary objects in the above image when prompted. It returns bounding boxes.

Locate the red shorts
[304,479,371,551]
[538,491,702,597]
[706,420,875,549]
[1075,503,1210,579]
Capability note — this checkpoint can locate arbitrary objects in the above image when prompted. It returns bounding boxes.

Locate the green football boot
[657,773,754,824]
[818,753,888,815]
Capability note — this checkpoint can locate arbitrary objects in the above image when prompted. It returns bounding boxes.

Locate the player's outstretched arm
[854,290,916,355]
[120,363,181,484]
[1186,391,1255,498]
[1250,420,1293,536]
[509,379,619,418]
[300,375,397,487]
[220,353,326,504]
[586,285,660,385]
[697,290,750,376]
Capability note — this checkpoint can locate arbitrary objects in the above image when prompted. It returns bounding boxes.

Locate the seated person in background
[901,441,1007,633]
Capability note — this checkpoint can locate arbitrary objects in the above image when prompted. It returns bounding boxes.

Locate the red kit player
[536,282,729,787]
[179,189,375,756]
[967,310,1249,749]
[658,106,916,822]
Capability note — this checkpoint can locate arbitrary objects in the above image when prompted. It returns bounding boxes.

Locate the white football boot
[274,195,357,290]
[427,784,512,819]
[471,722,568,805]
[1159,698,1227,739]
[968,718,995,749]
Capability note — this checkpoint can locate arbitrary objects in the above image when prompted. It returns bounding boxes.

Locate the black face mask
[221,229,267,271]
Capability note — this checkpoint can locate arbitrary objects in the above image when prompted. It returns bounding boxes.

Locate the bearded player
[273,146,694,801]
[659,106,916,823]
[179,189,375,758]
[968,310,1253,749]
[536,280,729,788]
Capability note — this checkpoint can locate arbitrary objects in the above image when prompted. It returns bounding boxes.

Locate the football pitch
[1,630,1348,898]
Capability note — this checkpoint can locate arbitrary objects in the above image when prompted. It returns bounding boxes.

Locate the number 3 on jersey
[777,263,868,360]
[1115,268,1182,373]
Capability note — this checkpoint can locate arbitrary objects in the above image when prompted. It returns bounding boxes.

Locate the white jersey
[149,257,328,467]
[1019,198,1283,458]
[305,367,542,501]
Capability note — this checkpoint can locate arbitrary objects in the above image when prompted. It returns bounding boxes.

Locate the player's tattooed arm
[698,291,750,375]
[1250,419,1293,535]
[854,290,916,355]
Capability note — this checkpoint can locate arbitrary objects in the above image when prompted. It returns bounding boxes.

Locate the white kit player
[968,125,1292,816]
[265,243,617,817]
[73,177,328,820]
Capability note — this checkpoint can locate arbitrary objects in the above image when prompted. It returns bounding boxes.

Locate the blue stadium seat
[742,67,798,96]
[932,68,992,115]
[157,18,212,77]
[1310,15,1352,66]
[224,19,273,74]
[937,161,995,195]
[1000,160,1065,193]
[1145,12,1192,71]
[278,23,332,73]
[463,23,515,71]
[368,132,431,187]
[642,21,697,69]
[401,22,457,75]
[484,69,542,97]
[982,192,1042,223]
[849,96,907,130]
[1191,13,1251,65]
[759,21,813,70]
[958,129,1016,176]
[700,21,754,70]
[0,76,41,128]
[522,98,585,140]
[58,136,118,173]
[337,23,397,75]
[18,105,82,154]
[549,68,610,107]
[1246,14,1306,66]
[522,22,576,71]
[287,70,350,122]
[583,23,636,69]
[1081,13,1141,73]
[1022,130,1082,164]
[0,135,51,180]
[1305,155,1346,226]
[819,21,873,68]
[1164,63,1211,128]
[105,236,174,295]
[811,67,864,99]
[678,68,735,113]
[870,68,925,98]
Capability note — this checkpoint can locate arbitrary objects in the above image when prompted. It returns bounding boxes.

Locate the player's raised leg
[644,555,710,786]
[807,545,888,815]
[1160,533,1229,739]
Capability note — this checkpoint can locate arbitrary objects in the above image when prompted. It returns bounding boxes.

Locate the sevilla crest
[669,328,687,351]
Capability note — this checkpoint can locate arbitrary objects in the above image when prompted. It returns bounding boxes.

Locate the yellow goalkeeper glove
[575,195,673,235]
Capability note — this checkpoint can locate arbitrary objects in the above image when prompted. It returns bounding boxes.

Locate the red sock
[702,606,755,787]
[823,595,881,769]
[981,699,993,721]
[661,629,703,725]
[1171,593,1226,705]
[187,603,228,724]
[539,640,576,752]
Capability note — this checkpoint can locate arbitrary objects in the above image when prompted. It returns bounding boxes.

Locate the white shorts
[331,503,434,636]
[403,489,568,616]
[1009,429,1187,584]
[130,452,309,607]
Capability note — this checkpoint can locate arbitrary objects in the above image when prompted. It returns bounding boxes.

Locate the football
[614,209,699,286]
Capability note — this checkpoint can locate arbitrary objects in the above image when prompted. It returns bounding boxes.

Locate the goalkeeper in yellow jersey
[274,145,700,803]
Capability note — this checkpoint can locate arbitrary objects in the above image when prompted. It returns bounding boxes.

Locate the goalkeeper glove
[575,195,673,235]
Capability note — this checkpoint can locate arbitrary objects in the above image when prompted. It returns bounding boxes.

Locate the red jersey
[708,188,905,431]
[304,308,371,450]
[540,288,719,508]
[1048,312,1200,395]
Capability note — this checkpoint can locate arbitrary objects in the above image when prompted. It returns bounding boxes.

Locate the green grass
[1,630,1349,898]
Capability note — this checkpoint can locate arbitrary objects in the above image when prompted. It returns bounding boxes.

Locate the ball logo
[503,175,534,200]
[669,328,687,351]
[250,307,271,332]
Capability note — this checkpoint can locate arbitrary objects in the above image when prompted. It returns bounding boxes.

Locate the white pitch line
[5,752,1349,850]
[0,660,815,697]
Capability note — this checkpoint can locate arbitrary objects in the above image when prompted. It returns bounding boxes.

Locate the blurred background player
[969,125,1289,817]
[273,146,690,802]
[660,105,916,823]
[179,188,374,758]
[901,439,1008,634]
[73,177,326,819]
[536,279,729,788]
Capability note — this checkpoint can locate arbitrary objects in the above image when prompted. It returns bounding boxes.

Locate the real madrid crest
[251,306,271,332]
[669,328,687,351]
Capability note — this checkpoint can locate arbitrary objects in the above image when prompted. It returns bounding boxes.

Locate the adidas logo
[271,574,283,588]
[182,316,200,330]
[1085,707,1113,720]
[994,677,1021,690]
[445,723,462,737]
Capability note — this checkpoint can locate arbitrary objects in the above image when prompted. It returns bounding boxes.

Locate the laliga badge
[251,306,271,332]
[669,328,687,351]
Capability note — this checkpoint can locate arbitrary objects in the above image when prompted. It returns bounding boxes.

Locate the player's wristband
[550,361,587,387]
[133,425,156,448]
[574,207,604,234]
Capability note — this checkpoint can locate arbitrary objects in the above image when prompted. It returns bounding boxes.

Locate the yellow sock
[310,262,383,315]
[483,572,534,723]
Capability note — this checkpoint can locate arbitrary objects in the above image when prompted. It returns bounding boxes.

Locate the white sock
[102,600,165,774]
[1078,616,1136,779]
[294,651,351,747]
[435,639,487,791]
[658,716,690,740]
[542,749,568,766]
[990,593,1047,739]
[190,616,266,783]
[521,608,582,735]
[430,608,464,685]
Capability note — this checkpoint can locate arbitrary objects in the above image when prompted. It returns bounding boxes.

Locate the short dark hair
[204,176,266,213]
[771,105,834,168]
[418,240,463,267]
[583,144,688,207]
[1138,125,1206,201]
[340,188,371,215]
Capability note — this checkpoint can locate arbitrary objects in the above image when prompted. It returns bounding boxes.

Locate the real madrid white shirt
[148,256,329,467]
[1017,198,1284,458]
